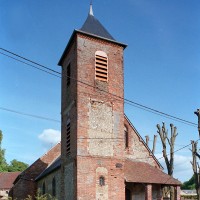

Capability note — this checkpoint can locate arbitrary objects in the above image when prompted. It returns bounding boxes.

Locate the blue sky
[0,0,200,182]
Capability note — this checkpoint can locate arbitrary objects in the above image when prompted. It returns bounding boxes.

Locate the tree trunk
[157,123,178,200]
[191,141,200,200]
[152,135,157,154]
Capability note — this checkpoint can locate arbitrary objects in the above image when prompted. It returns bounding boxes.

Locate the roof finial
[89,1,94,16]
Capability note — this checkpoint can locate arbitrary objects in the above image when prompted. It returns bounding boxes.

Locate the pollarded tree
[190,141,200,200]
[157,122,178,200]
[191,109,200,200]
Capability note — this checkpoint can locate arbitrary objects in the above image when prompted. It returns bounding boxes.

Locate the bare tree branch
[157,122,178,200]
[152,135,157,154]
[145,135,149,146]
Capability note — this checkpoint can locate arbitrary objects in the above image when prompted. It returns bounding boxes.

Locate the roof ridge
[40,142,61,159]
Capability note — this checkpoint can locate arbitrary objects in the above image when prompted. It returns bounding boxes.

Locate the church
[10,4,181,200]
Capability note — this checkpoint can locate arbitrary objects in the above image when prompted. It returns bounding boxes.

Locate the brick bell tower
[58,4,127,200]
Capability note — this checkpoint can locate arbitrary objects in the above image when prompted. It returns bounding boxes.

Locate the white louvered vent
[95,51,108,82]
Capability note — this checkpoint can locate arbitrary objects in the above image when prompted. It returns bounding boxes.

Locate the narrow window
[124,126,128,148]
[99,176,105,186]
[67,64,71,87]
[95,51,108,82]
[42,182,46,195]
[52,177,56,197]
[66,120,71,154]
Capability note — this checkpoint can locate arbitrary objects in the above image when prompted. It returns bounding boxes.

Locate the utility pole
[191,140,200,200]
[191,109,200,200]
[194,109,200,137]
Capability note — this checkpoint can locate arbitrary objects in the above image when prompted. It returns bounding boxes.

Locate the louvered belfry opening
[66,121,70,154]
[95,51,108,82]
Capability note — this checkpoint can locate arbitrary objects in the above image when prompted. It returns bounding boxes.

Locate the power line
[0,105,196,152]
[0,48,197,127]
[124,101,197,127]
[0,52,61,78]
[0,106,60,123]
[0,47,61,75]
[157,138,200,161]
[148,139,187,147]
[0,105,198,159]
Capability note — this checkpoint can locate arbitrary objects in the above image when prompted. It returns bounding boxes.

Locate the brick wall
[77,156,125,200]
[145,184,152,200]
[77,34,125,200]
[76,34,125,158]
[60,32,126,199]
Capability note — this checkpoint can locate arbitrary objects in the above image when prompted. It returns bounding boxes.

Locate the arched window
[95,51,108,82]
[99,176,105,186]
[42,182,46,195]
[124,126,129,148]
[52,177,56,197]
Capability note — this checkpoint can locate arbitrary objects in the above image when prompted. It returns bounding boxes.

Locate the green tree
[181,175,195,190]
[0,130,28,172]
[0,130,8,171]
[8,159,29,172]
[8,191,57,200]
[24,190,57,200]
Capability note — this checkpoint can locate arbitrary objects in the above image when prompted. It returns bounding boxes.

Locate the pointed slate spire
[58,3,127,66]
[80,3,115,41]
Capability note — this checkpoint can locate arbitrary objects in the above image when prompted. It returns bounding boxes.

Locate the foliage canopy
[181,175,195,190]
[0,130,28,172]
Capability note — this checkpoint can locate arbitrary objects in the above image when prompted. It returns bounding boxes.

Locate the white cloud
[155,153,193,183]
[173,154,193,183]
[38,129,61,148]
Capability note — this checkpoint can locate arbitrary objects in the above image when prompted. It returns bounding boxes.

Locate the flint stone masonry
[88,100,114,156]
[124,117,159,167]
[64,162,74,200]
[37,169,61,200]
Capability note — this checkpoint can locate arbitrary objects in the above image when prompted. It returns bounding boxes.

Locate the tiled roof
[0,172,21,189]
[14,142,61,184]
[35,156,61,181]
[124,160,181,185]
